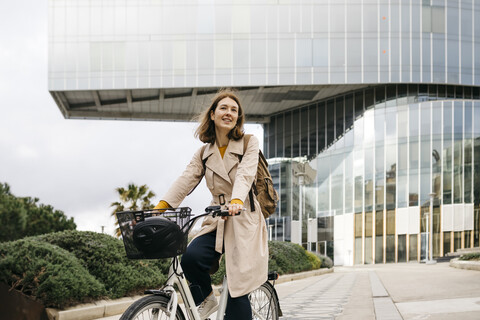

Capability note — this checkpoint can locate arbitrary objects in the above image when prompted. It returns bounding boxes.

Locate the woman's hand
[222,202,244,220]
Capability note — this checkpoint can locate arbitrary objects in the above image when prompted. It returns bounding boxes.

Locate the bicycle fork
[215,277,229,320]
[168,263,203,320]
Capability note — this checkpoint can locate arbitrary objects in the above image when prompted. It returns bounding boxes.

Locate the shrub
[211,257,226,285]
[211,241,316,284]
[306,251,322,269]
[268,241,313,275]
[315,253,333,268]
[0,239,105,308]
[36,230,169,299]
[459,252,480,261]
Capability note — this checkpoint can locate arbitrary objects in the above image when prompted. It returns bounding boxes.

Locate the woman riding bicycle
[154,89,268,320]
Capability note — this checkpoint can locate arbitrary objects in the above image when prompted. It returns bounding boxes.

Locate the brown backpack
[189,134,279,219]
[241,134,279,219]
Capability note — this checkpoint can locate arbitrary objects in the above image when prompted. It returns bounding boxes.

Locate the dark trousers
[181,231,252,320]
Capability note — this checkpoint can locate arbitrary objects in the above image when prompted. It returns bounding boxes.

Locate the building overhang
[50,84,370,123]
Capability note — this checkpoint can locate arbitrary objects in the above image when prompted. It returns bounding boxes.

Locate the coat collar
[201,137,245,184]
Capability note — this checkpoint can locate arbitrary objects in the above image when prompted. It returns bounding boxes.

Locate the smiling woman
[152,88,267,320]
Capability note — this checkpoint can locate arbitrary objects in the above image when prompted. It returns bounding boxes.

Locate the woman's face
[210,97,239,134]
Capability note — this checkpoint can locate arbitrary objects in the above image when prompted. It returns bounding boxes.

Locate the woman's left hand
[223,202,244,220]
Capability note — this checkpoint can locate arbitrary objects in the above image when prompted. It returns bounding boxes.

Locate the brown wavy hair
[194,88,245,144]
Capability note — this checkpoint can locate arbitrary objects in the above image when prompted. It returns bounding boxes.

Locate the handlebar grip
[215,210,241,217]
[205,205,244,217]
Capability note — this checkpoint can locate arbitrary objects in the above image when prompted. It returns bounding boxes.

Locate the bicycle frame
[157,257,271,320]
[158,258,225,320]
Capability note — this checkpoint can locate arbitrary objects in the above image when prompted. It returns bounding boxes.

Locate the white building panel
[334,215,345,240]
[465,204,474,230]
[454,204,464,231]
[308,218,318,243]
[291,220,300,245]
[334,239,345,266]
[334,213,354,266]
[396,208,409,235]
[407,207,420,234]
[442,205,453,231]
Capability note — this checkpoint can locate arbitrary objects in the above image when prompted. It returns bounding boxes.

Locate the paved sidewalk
[273,262,480,320]
[90,262,480,320]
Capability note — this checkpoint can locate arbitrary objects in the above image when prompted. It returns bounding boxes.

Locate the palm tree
[111,183,156,237]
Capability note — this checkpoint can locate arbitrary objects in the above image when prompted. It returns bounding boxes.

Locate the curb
[275,267,333,284]
[46,296,143,320]
[46,268,333,320]
[449,258,480,271]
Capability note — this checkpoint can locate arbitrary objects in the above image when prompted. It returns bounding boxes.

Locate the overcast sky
[0,0,263,236]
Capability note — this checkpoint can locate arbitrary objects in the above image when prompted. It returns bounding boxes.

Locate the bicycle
[116,206,282,320]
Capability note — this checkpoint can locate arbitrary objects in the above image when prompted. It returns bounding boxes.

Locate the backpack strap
[241,134,256,212]
[187,144,209,196]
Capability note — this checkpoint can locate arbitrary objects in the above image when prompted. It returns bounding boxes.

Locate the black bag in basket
[132,217,186,259]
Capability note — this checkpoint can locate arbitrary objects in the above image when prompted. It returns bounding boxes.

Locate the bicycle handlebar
[204,205,243,217]
[138,205,243,221]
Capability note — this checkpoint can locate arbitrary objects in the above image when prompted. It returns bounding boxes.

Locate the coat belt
[215,219,225,254]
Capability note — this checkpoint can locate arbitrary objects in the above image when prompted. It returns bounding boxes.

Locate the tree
[21,197,76,237]
[0,182,76,242]
[0,183,27,242]
[110,183,156,237]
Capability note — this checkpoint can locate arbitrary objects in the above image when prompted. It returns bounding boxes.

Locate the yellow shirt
[154,144,243,210]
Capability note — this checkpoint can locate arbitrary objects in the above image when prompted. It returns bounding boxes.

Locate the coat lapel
[203,142,232,184]
[224,138,243,175]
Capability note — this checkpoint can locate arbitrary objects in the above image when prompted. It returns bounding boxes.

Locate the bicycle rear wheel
[120,294,186,320]
[249,282,280,320]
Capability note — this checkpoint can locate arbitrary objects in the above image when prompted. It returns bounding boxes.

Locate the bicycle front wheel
[249,282,279,320]
[120,294,186,320]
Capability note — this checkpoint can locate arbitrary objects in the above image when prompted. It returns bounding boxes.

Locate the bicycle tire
[120,294,186,320]
[249,282,280,320]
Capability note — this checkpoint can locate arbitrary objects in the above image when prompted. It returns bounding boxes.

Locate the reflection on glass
[365,210,373,264]
[386,210,395,262]
[464,231,471,249]
[276,114,284,158]
[409,234,418,261]
[318,102,326,152]
[443,103,453,204]
[355,213,363,265]
[398,235,406,262]
[444,231,452,254]
[345,152,353,213]
[474,209,479,247]
[327,100,335,147]
[433,206,441,257]
[375,210,384,263]
[454,231,462,252]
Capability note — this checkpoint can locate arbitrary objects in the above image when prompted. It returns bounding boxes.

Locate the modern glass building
[49,0,480,265]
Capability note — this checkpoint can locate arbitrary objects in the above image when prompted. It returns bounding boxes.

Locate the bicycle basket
[116,207,192,259]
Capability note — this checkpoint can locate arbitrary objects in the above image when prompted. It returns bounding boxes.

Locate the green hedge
[211,241,322,285]
[0,239,105,308]
[459,252,480,261]
[36,231,169,299]
[268,241,316,274]
[0,232,328,308]
[0,231,170,308]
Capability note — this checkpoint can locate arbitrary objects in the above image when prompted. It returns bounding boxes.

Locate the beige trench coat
[162,135,268,297]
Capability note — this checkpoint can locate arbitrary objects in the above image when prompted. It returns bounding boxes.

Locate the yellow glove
[153,200,171,212]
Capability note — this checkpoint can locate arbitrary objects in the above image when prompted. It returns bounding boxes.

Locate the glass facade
[265,84,480,263]
[49,0,480,91]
